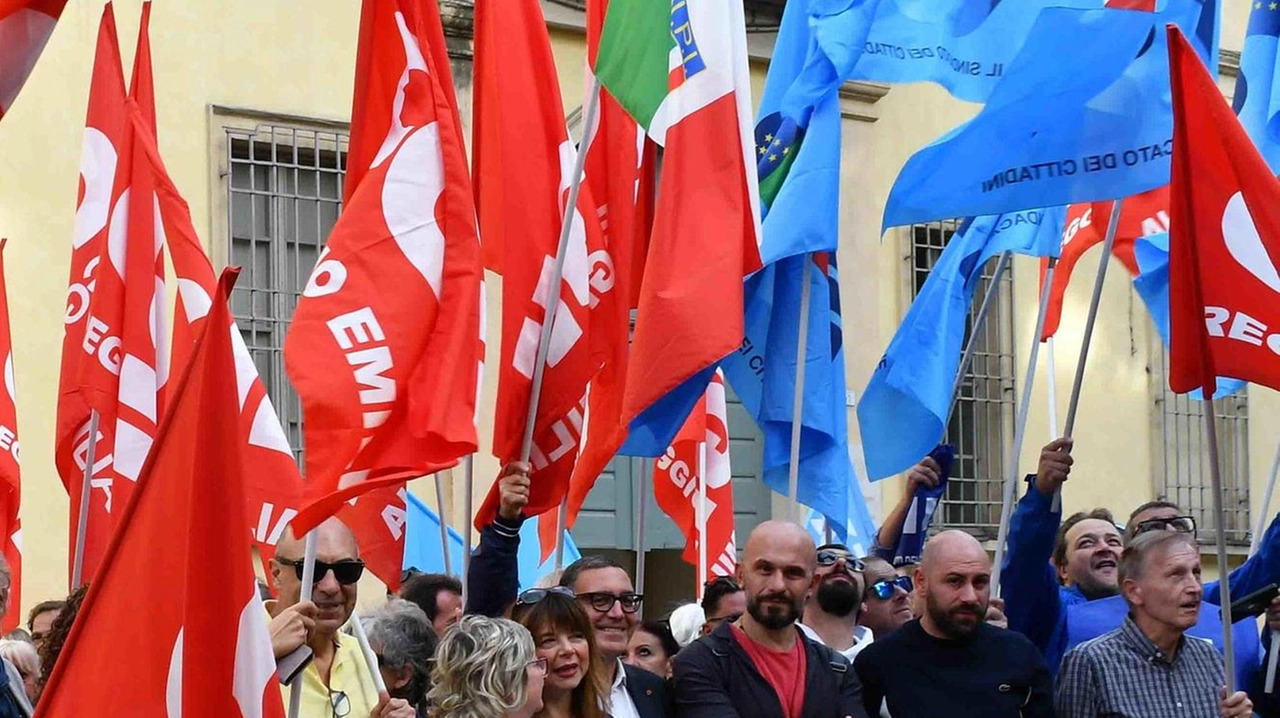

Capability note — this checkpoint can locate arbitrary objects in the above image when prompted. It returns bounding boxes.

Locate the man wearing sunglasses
[1001,437,1267,692]
[700,576,746,636]
[268,518,415,718]
[856,558,914,642]
[798,544,873,662]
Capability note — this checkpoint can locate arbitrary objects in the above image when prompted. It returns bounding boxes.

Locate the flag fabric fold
[858,207,1065,481]
[34,269,285,717]
[0,240,21,632]
[286,0,482,534]
[0,0,68,120]
[1234,0,1280,172]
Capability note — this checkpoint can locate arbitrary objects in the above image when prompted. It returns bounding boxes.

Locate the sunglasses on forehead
[1132,515,1197,537]
[816,548,864,570]
[516,586,575,606]
[275,557,366,585]
[867,575,913,600]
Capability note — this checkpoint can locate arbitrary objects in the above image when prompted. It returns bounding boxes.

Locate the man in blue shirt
[1000,437,1270,691]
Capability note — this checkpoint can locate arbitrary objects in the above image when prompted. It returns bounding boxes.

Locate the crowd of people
[4,440,1280,717]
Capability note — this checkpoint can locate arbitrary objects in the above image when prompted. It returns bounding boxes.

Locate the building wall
[0,0,1260,617]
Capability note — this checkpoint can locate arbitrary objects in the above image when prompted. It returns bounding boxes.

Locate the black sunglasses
[1132,515,1197,538]
[578,591,644,614]
[516,586,576,606]
[868,575,913,600]
[276,557,366,585]
[816,548,865,570]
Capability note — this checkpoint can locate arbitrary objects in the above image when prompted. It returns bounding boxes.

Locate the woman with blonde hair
[511,588,609,718]
[429,615,546,718]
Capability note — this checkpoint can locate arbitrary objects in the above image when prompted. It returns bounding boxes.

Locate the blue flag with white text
[859,207,1065,480]
[882,1,1219,229]
[892,444,953,567]
[1233,0,1280,171]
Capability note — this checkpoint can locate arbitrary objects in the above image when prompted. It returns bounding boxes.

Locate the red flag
[0,240,21,632]
[472,0,606,532]
[1168,27,1280,396]
[55,5,129,585]
[0,0,67,120]
[34,269,284,717]
[653,371,737,583]
[285,0,482,534]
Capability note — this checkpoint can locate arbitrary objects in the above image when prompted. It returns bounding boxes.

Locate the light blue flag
[403,493,581,590]
[858,207,1065,480]
[848,0,1102,103]
[1131,233,1246,399]
[882,0,1219,229]
[1233,0,1280,171]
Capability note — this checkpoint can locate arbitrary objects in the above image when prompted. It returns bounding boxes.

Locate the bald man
[853,530,1052,718]
[269,518,414,718]
[671,520,868,718]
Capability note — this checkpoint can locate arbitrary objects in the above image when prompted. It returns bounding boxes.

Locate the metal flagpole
[523,77,602,562]
[1054,199,1124,512]
[350,612,389,693]
[991,259,1058,592]
[1255,442,1280,693]
[1046,337,1060,439]
[635,460,648,620]
[434,473,453,577]
[287,531,319,718]
[461,456,474,605]
[789,253,813,523]
[944,251,1013,432]
[697,441,708,594]
[554,500,569,571]
[71,409,101,589]
[1204,395,1238,694]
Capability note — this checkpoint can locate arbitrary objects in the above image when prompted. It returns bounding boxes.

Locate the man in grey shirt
[1055,530,1252,717]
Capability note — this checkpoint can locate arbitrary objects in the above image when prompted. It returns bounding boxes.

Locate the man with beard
[672,521,868,718]
[854,531,1053,718]
[799,544,872,661]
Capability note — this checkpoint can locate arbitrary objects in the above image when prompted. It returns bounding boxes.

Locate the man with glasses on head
[700,576,745,636]
[798,544,873,661]
[1001,438,1267,691]
[268,517,415,718]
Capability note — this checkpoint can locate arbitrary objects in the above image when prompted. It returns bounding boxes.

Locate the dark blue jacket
[464,514,523,618]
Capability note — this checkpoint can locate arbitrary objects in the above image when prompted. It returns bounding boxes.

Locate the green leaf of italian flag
[594,0,673,135]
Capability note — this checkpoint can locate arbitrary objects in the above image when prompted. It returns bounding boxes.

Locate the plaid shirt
[1055,615,1224,717]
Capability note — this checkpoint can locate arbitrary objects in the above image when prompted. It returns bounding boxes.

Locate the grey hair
[0,639,36,677]
[429,615,535,718]
[1119,530,1199,588]
[362,599,436,709]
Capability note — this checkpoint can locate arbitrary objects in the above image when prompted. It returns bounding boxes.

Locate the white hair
[667,602,706,649]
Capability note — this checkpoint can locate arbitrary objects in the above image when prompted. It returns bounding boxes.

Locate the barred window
[908,221,1016,539]
[225,122,349,466]
[1155,351,1250,545]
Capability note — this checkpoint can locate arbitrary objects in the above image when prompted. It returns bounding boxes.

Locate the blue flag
[882,1,1219,228]
[848,0,1105,103]
[892,444,953,567]
[1131,233,1246,399]
[1233,0,1280,171]
[403,493,581,590]
[858,207,1065,480]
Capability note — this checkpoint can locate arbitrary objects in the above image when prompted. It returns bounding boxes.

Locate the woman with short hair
[429,615,545,718]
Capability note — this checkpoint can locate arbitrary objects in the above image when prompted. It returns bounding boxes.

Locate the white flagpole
[461,456,474,606]
[635,460,648,620]
[71,409,101,589]
[553,500,569,571]
[1054,199,1124,512]
[697,441,708,593]
[1046,337,1060,439]
[789,253,812,523]
[1203,395,1238,694]
[523,78,602,563]
[287,531,319,718]
[992,259,1057,593]
[944,251,1012,433]
[434,473,453,577]
[350,612,389,693]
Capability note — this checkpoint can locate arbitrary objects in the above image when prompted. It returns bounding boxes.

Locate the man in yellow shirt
[269,517,414,718]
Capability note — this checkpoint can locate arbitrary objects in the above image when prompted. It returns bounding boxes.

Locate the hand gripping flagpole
[788,253,813,523]
[71,409,101,589]
[520,76,601,565]
[1204,393,1238,695]
[287,530,320,718]
[1053,199,1124,512]
[434,472,453,576]
[462,455,474,605]
[992,258,1057,593]
[944,251,1013,433]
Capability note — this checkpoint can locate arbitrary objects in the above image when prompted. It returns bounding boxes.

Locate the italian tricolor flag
[596,0,764,448]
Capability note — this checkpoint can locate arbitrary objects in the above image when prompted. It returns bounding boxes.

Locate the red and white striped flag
[0,0,67,120]
[285,0,482,535]
[0,240,21,632]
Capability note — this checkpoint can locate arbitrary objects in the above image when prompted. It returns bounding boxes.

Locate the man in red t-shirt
[671,520,868,718]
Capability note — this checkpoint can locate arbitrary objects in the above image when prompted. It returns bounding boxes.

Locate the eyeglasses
[400,567,424,584]
[528,657,549,675]
[867,575,913,600]
[276,557,366,585]
[705,612,742,627]
[330,690,350,718]
[816,549,865,571]
[1133,515,1197,537]
[578,591,644,614]
[516,586,576,606]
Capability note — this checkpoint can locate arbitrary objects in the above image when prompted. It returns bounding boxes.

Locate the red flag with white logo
[0,0,67,121]
[34,269,285,718]
[285,0,482,535]
[1168,27,1280,396]
[472,0,606,533]
[653,371,737,583]
[0,240,21,632]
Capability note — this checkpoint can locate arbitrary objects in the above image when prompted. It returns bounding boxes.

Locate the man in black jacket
[672,520,867,718]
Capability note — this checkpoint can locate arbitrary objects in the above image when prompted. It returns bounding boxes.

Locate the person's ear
[391,665,413,691]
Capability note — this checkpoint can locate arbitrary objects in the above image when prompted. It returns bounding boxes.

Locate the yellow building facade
[0,0,1265,617]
